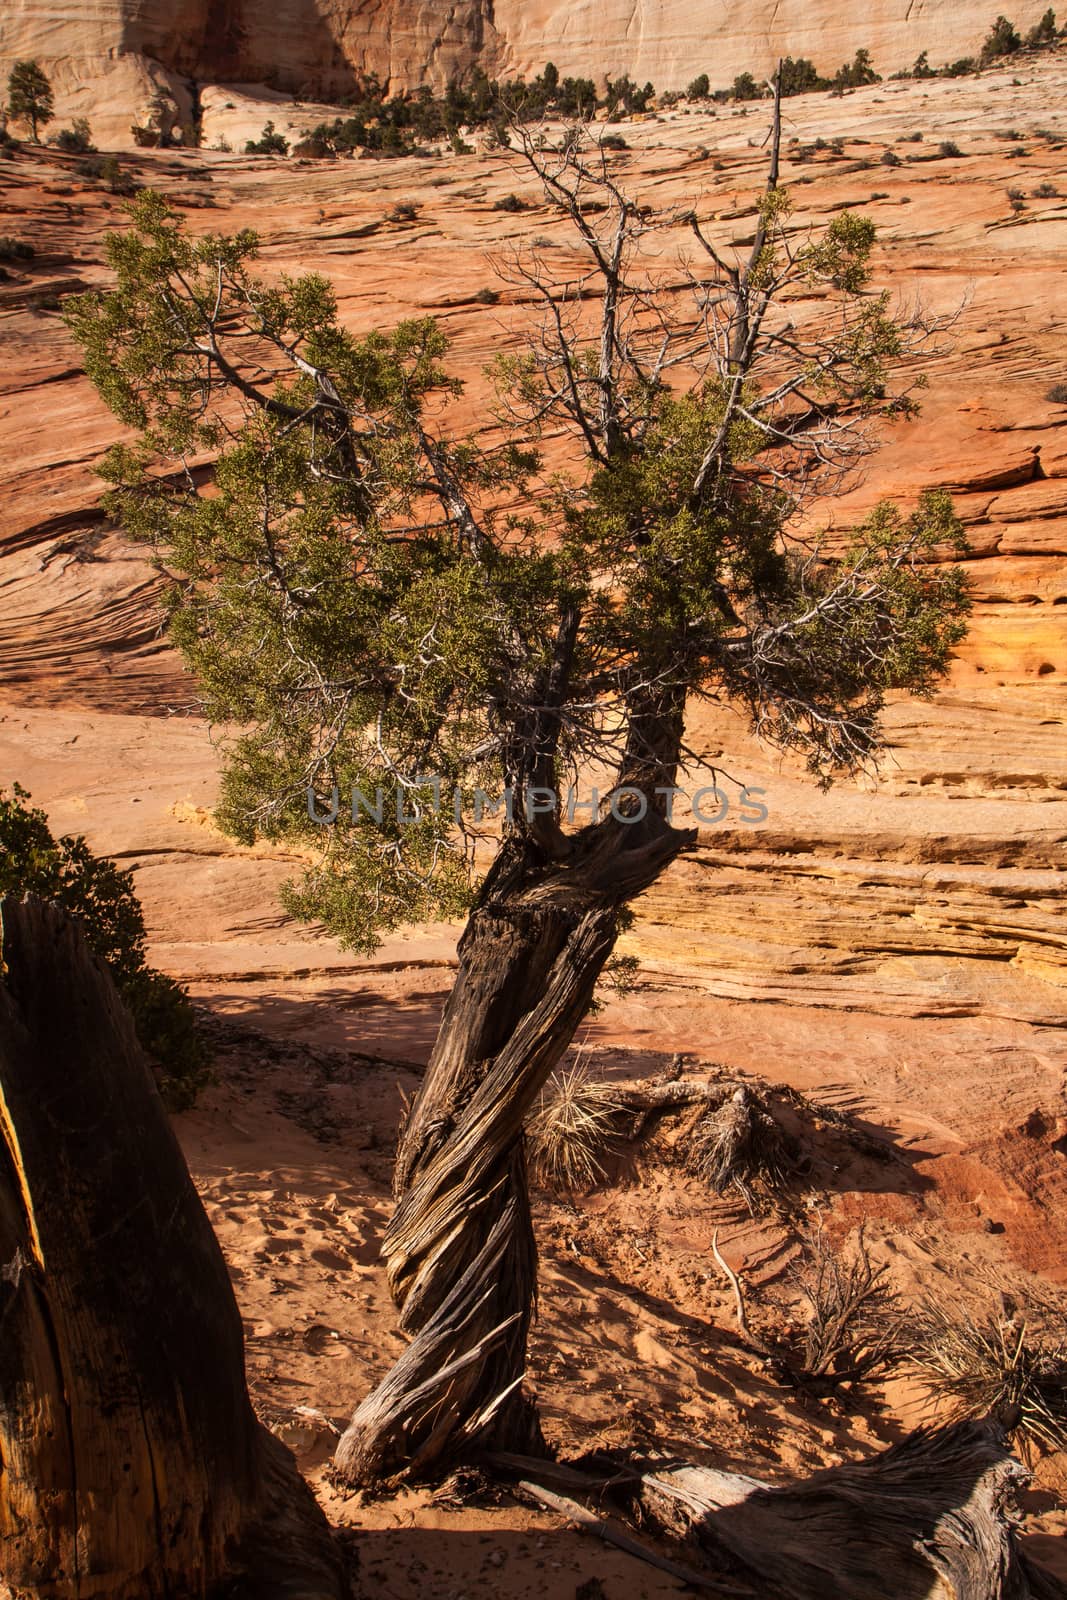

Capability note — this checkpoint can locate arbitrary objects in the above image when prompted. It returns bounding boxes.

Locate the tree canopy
[6,60,54,141]
[66,134,968,955]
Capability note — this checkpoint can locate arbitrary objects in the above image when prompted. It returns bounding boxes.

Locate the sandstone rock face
[492,0,988,92]
[0,0,1017,148]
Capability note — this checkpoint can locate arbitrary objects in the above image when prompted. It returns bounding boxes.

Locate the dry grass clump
[789,1225,909,1391]
[526,1063,622,1193]
[910,1299,1067,1457]
[689,1085,793,1210]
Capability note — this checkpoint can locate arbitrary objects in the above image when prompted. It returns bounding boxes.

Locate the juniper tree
[66,96,969,1484]
[6,59,54,142]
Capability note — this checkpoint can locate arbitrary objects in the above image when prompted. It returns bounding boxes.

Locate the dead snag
[0,895,347,1600]
[638,1417,1063,1600]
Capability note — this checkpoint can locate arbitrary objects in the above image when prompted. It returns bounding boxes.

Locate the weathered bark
[336,813,693,1483]
[0,895,347,1600]
[635,1418,1065,1600]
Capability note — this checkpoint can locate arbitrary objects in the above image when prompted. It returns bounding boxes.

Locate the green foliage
[0,784,208,1106]
[776,57,827,96]
[246,121,289,155]
[75,153,137,193]
[833,49,881,89]
[605,75,654,115]
[730,492,969,780]
[982,14,1022,58]
[54,117,95,154]
[1027,6,1057,41]
[939,139,963,157]
[65,163,970,950]
[7,59,53,141]
[300,62,631,159]
[732,72,763,100]
[687,73,711,99]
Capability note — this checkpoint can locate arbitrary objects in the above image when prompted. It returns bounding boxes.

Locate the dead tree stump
[0,895,347,1600]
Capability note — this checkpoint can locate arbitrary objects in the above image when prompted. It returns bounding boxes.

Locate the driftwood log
[0,896,348,1600]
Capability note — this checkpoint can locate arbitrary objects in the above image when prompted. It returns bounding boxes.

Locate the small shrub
[292,133,332,158]
[130,124,159,148]
[982,14,1022,60]
[687,73,710,99]
[776,56,827,96]
[833,48,880,90]
[789,1225,909,1390]
[473,286,500,304]
[1027,6,1057,42]
[881,148,902,166]
[1032,181,1060,196]
[732,71,762,101]
[388,198,421,222]
[527,1062,622,1192]
[830,136,845,155]
[1007,184,1026,198]
[900,129,923,142]
[0,234,34,261]
[599,132,628,150]
[74,153,136,193]
[939,139,963,156]
[492,192,527,211]
[942,56,977,76]
[1046,381,1067,403]
[910,1298,1067,1458]
[1010,195,1027,212]
[245,121,288,156]
[54,117,94,154]
[0,784,209,1107]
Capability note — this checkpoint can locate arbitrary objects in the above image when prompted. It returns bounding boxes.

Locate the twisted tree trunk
[0,895,347,1600]
[335,813,692,1483]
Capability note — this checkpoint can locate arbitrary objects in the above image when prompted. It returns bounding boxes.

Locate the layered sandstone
[1,0,1052,149]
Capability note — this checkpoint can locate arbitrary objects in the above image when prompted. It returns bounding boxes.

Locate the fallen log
[638,1418,1064,1600]
[0,895,348,1600]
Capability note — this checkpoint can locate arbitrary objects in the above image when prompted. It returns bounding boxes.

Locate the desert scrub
[689,1084,796,1210]
[910,1297,1067,1458]
[787,1224,909,1391]
[0,783,209,1107]
[527,1061,622,1192]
